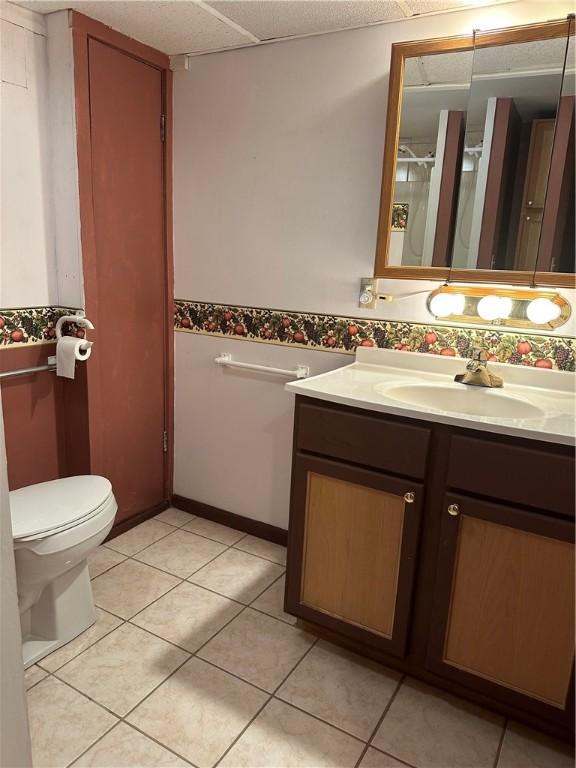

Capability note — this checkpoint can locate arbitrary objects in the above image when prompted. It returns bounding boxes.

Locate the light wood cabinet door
[428,493,575,721]
[285,455,423,657]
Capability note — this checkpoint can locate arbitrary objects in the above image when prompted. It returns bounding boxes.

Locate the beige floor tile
[372,678,504,768]
[183,517,246,545]
[39,608,123,672]
[277,640,401,740]
[498,722,574,768]
[198,608,315,692]
[27,676,117,768]
[358,747,408,768]
[135,530,227,578]
[127,657,267,768]
[234,534,287,565]
[220,698,364,768]
[132,581,243,652]
[251,575,296,624]
[92,559,179,619]
[57,623,188,716]
[106,520,174,556]
[73,723,189,767]
[189,548,284,603]
[88,546,127,579]
[24,664,48,690]
[154,507,196,528]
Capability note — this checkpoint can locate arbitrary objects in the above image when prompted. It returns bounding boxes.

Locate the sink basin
[375,382,546,420]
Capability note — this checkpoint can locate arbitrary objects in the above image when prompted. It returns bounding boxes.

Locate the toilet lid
[10,476,113,540]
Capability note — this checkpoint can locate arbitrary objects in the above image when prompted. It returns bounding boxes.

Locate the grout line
[354,675,406,768]
[89,552,128,579]
[232,541,287,567]
[270,694,369,745]
[213,638,321,767]
[104,518,180,558]
[64,715,119,768]
[493,718,508,768]
[37,609,126,674]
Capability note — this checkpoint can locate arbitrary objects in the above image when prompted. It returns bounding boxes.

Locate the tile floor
[26,509,574,768]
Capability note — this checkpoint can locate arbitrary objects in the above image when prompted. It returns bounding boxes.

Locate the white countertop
[286,348,576,446]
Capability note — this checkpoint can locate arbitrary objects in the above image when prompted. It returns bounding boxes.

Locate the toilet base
[20,560,96,668]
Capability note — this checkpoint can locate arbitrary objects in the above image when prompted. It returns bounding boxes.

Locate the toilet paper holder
[55,313,95,342]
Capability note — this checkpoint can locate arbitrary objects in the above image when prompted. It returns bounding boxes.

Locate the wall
[1,3,55,307]
[0,4,84,490]
[173,0,575,529]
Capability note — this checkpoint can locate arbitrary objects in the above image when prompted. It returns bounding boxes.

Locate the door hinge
[160,114,166,142]
[163,431,168,453]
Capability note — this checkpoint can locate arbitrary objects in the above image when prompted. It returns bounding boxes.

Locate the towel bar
[215,353,309,379]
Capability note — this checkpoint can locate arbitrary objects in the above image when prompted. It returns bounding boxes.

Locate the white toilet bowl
[10,475,117,667]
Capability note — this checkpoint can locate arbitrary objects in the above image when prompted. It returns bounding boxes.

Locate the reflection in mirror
[537,31,575,274]
[388,50,473,268]
[451,32,570,272]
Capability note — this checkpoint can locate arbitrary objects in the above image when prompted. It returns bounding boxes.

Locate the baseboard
[105,500,170,541]
[171,494,287,546]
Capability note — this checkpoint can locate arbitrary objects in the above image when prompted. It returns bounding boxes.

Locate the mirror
[452,31,570,273]
[374,19,575,287]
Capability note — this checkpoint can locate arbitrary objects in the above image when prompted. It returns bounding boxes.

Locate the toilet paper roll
[56,337,93,379]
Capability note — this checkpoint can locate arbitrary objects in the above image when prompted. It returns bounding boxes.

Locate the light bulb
[526,298,561,325]
[477,295,513,321]
[477,295,500,321]
[450,293,466,315]
[429,292,465,317]
[429,293,454,317]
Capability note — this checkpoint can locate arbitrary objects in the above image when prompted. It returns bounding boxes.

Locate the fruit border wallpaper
[175,300,576,372]
[0,306,84,347]
[2,302,574,372]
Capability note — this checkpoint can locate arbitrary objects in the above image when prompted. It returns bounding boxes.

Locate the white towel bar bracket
[215,353,309,379]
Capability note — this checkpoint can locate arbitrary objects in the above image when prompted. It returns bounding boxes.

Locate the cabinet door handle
[448,504,460,516]
[404,492,415,504]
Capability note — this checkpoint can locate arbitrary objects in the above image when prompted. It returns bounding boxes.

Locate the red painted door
[86,39,167,522]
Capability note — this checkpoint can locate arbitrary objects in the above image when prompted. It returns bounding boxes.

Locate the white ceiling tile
[204,1,405,41]
[402,0,471,14]
[14,1,253,54]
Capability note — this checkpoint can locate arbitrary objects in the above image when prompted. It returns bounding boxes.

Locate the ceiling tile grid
[14,0,519,56]
[204,1,407,41]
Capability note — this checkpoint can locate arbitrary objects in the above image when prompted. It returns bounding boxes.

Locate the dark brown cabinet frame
[285,395,575,743]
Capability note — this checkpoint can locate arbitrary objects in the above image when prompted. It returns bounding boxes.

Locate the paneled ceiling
[14,0,513,56]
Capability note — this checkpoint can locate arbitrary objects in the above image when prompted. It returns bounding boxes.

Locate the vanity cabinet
[285,396,575,741]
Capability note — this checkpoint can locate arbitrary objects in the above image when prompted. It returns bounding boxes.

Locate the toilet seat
[11,476,114,542]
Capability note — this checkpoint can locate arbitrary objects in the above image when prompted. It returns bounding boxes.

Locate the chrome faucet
[454,347,503,388]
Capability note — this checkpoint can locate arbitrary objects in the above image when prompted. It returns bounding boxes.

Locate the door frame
[285,453,423,658]
[71,11,174,504]
[427,492,575,728]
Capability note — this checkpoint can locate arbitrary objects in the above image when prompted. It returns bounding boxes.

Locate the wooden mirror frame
[373,18,575,288]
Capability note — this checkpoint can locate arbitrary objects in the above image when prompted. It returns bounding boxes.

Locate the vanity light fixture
[427,285,571,330]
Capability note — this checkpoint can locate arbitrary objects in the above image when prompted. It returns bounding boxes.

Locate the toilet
[10,475,117,667]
